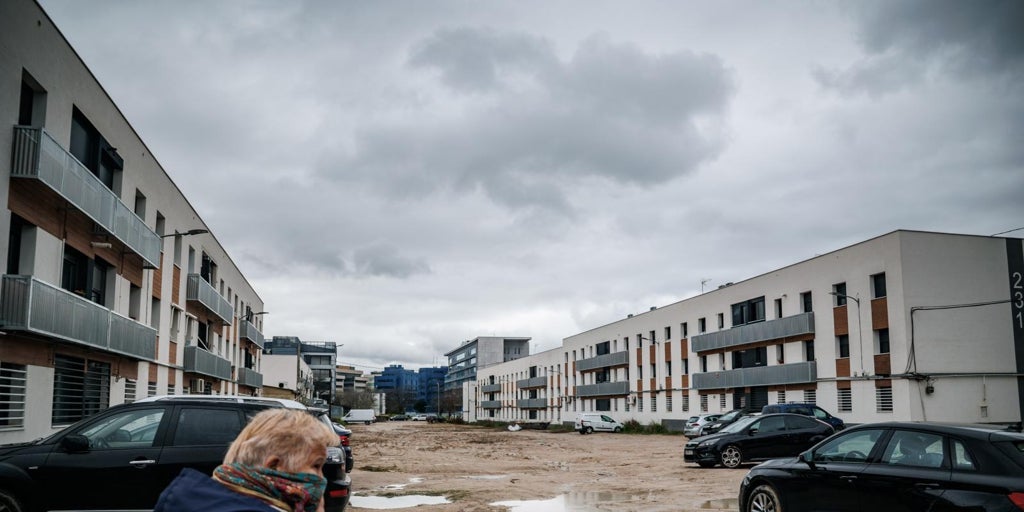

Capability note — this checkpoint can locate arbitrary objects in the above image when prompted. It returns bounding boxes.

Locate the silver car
[683,413,721,437]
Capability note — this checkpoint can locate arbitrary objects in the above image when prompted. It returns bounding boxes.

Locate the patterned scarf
[213,462,326,512]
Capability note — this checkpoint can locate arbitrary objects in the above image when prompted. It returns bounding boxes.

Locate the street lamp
[161,228,209,238]
[830,291,865,376]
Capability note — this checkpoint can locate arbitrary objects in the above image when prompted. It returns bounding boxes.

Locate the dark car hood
[689,431,732,445]
[753,456,799,469]
[0,440,40,457]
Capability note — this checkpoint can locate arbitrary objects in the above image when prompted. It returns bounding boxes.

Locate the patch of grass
[359,464,398,472]
[622,419,677,435]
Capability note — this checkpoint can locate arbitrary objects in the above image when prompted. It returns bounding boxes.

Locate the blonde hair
[224,408,338,472]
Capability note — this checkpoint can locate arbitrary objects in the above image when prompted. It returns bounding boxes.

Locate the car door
[744,415,789,459]
[783,428,887,512]
[150,404,250,501]
[39,406,170,510]
[784,415,831,456]
[856,429,951,512]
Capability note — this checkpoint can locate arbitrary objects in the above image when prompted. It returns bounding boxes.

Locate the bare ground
[347,421,747,511]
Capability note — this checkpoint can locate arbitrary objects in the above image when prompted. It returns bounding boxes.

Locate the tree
[335,389,375,410]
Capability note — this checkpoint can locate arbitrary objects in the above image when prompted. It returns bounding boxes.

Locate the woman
[155,408,338,512]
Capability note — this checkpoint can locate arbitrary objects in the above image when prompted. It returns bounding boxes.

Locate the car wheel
[613,427,622,433]
[697,460,716,468]
[720,445,743,468]
[0,488,26,512]
[746,484,781,512]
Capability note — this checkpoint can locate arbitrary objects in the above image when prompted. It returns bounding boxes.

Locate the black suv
[0,396,350,512]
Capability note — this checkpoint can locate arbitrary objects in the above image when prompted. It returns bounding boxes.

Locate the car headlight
[698,438,719,448]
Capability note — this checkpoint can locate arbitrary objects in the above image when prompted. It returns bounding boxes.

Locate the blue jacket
[155,468,281,512]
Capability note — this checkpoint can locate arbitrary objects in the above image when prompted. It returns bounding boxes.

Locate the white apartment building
[468,230,1024,427]
[0,0,267,443]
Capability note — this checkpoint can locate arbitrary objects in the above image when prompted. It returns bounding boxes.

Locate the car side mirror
[799,450,816,469]
[60,434,90,453]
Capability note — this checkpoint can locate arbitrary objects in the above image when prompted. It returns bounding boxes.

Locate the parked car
[391,414,409,421]
[684,413,834,468]
[738,422,1024,512]
[0,395,349,512]
[575,414,624,434]
[699,408,755,436]
[331,421,355,473]
[342,409,376,424]
[761,402,845,430]
[411,414,428,421]
[684,414,721,437]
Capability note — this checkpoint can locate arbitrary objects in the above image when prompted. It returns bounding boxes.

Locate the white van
[575,413,624,434]
[343,409,376,424]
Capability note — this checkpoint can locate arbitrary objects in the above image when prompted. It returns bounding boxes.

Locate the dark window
[730,296,766,326]
[172,408,243,446]
[70,108,120,189]
[833,283,847,306]
[649,330,656,344]
[700,356,708,372]
[717,313,724,329]
[0,363,27,429]
[595,399,611,411]
[52,354,110,425]
[681,322,688,337]
[872,273,887,298]
[805,340,815,361]
[197,321,209,350]
[7,215,28,274]
[878,328,890,354]
[698,318,706,333]
[595,368,610,383]
[682,359,689,375]
[732,347,768,369]
[775,298,783,319]
[801,291,813,313]
[664,326,671,341]
[666,361,672,376]
[838,335,850,358]
[785,415,821,430]
[596,341,610,356]
[18,72,46,126]
[755,415,786,433]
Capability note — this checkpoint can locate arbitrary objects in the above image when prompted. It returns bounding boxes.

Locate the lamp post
[161,228,209,238]
[831,292,864,376]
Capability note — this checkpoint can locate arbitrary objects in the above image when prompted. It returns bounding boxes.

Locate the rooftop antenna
[701,278,712,294]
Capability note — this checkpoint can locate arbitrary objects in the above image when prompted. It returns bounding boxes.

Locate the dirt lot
[347,421,748,511]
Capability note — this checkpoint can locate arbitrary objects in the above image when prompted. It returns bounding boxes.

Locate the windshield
[719,416,757,434]
[719,409,743,422]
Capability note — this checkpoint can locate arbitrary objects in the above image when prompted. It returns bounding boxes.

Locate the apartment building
[468,230,1024,427]
[444,336,531,391]
[0,0,266,443]
[263,337,337,404]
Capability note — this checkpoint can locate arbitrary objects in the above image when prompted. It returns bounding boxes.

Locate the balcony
[480,383,501,393]
[691,312,815,353]
[186,274,233,324]
[481,400,501,409]
[238,320,265,349]
[691,361,817,390]
[237,366,263,388]
[10,127,161,267]
[516,376,547,389]
[577,351,629,372]
[0,275,156,360]
[183,345,232,380]
[517,398,547,409]
[576,381,630,397]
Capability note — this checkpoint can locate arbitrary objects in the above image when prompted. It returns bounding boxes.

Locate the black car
[738,422,1024,512]
[700,408,755,436]
[685,413,834,468]
[331,421,355,473]
[0,396,350,512]
[761,402,846,431]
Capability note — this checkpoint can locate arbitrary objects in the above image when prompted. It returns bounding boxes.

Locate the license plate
[684,449,694,456]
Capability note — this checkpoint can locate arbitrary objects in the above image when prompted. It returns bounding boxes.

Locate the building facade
[444,336,531,391]
[262,337,337,404]
[0,0,266,443]
[261,354,314,403]
[467,231,1024,428]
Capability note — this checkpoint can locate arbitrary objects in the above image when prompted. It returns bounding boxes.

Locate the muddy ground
[346,421,748,511]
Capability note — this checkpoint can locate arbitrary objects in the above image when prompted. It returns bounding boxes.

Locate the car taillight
[1009,492,1024,509]
[328,488,349,499]
[339,435,350,447]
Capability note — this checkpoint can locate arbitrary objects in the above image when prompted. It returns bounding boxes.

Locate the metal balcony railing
[238,320,265,349]
[237,366,263,388]
[480,400,501,409]
[480,383,502,393]
[10,127,161,267]
[691,312,815,352]
[577,351,629,372]
[183,345,232,380]
[576,381,630,397]
[186,274,233,324]
[0,275,156,360]
[517,398,547,409]
[516,376,547,389]
[691,361,817,390]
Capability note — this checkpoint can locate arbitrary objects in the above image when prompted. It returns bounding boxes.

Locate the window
[775,298,783,319]
[649,330,656,344]
[53,354,110,425]
[876,386,893,412]
[650,396,656,412]
[148,382,158,398]
[837,388,852,413]
[596,341,610,356]
[952,439,977,470]
[124,379,137,404]
[70,107,121,190]
[700,356,707,373]
[731,296,766,326]
[650,363,656,379]
[805,389,816,404]
[155,212,165,237]
[0,362,27,429]
[172,408,244,446]
[682,359,689,375]
[682,394,690,412]
[595,398,610,411]
[717,313,724,329]
[700,394,708,412]
[872,273,887,298]
[681,322,688,337]
[805,340,815,361]
[813,428,884,463]
[666,361,672,377]
[698,318,706,333]
[877,329,890,354]
[19,71,47,127]
[719,394,727,409]
[778,390,786,404]
[801,291,813,313]
[134,190,146,219]
[837,335,850,358]
[881,431,945,468]
[666,394,673,412]
[777,344,785,364]
[833,283,847,306]
[638,396,643,412]
[78,408,165,449]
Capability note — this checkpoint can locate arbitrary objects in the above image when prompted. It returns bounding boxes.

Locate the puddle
[700,498,739,509]
[349,494,450,509]
[491,491,643,511]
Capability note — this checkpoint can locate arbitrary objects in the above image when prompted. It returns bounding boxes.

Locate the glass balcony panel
[480,400,502,409]
[237,367,263,387]
[516,376,547,389]
[577,351,629,372]
[517,399,547,409]
[183,345,232,380]
[186,274,234,324]
[691,312,815,352]
[691,361,817,390]
[480,383,501,393]
[576,381,630,397]
[239,320,265,349]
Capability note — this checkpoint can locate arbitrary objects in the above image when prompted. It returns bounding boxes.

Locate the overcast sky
[39,0,1024,372]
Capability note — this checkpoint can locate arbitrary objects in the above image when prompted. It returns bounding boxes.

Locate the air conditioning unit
[190,378,206,394]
